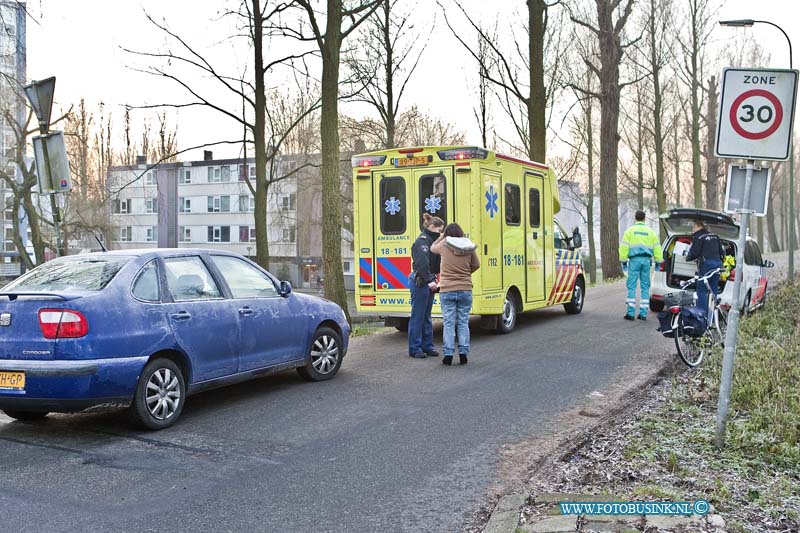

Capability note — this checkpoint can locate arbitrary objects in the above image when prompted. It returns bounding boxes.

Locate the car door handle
[238,307,253,316]
[170,311,191,320]
[532,231,539,240]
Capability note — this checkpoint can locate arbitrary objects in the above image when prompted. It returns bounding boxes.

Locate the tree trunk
[528,0,546,162]
[9,194,34,269]
[253,0,270,269]
[673,118,681,206]
[704,76,720,210]
[636,93,644,210]
[22,185,46,264]
[382,0,396,149]
[767,191,781,252]
[689,3,703,208]
[596,0,624,280]
[321,0,351,323]
[649,0,667,239]
[585,89,597,285]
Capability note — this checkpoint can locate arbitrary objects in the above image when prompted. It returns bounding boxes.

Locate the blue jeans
[408,273,434,355]
[697,259,722,321]
[626,255,652,318]
[440,290,473,356]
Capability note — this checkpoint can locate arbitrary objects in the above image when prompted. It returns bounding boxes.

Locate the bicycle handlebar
[679,267,722,289]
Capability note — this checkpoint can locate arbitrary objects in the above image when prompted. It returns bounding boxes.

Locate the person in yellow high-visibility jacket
[619,210,663,321]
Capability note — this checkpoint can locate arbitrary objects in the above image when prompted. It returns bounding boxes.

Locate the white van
[650,208,773,314]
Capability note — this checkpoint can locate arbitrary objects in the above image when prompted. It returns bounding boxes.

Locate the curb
[479,358,676,533]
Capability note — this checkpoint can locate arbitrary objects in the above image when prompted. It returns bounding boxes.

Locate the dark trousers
[408,273,434,355]
[697,259,722,320]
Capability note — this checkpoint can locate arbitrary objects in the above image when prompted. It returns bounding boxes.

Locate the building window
[179,169,192,184]
[119,226,132,242]
[208,226,231,243]
[221,165,231,182]
[249,165,256,179]
[249,227,256,242]
[145,198,158,214]
[281,227,296,243]
[179,197,191,213]
[145,171,156,186]
[505,183,521,226]
[207,196,230,213]
[280,193,296,211]
[179,226,191,243]
[239,226,257,243]
[239,195,255,212]
[342,260,352,274]
[283,160,297,172]
[208,167,221,183]
[146,226,158,242]
[114,199,132,214]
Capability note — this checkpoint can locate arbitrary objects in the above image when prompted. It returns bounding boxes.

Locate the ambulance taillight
[352,155,387,168]
[436,147,488,161]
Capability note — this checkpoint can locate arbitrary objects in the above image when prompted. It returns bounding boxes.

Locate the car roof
[76,248,243,260]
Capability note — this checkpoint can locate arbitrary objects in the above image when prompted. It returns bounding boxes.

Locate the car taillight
[669,306,681,314]
[657,261,666,271]
[38,309,89,339]
[728,268,736,281]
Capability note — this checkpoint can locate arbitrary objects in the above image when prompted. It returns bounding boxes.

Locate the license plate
[0,371,25,390]
[395,156,429,168]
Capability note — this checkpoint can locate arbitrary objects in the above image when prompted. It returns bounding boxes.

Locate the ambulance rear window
[419,174,447,229]
[380,176,406,235]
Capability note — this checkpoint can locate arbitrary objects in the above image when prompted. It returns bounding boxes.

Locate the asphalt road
[0,281,675,532]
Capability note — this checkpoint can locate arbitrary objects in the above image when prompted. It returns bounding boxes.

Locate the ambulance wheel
[564,278,585,315]
[497,292,518,334]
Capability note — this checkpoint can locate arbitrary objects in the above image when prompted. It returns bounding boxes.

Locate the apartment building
[0,1,28,276]
[108,152,354,289]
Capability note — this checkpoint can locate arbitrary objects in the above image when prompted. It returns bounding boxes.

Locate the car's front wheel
[297,327,344,382]
[2,410,48,422]
[129,358,186,430]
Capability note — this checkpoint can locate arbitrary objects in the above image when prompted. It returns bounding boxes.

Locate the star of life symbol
[484,185,499,218]
[384,196,402,215]
[424,195,442,213]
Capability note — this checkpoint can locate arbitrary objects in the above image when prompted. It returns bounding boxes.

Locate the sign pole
[789,143,795,279]
[715,159,755,448]
[40,135,65,257]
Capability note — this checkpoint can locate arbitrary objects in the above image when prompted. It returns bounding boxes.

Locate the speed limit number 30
[716,68,798,161]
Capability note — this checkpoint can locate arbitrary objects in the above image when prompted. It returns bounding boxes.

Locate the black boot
[459,354,468,365]
[442,356,453,366]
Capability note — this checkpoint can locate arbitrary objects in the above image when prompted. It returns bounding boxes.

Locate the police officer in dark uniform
[686,220,725,320]
[408,213,445,358]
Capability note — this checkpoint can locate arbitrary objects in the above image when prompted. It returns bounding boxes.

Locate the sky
[20,0,800,162]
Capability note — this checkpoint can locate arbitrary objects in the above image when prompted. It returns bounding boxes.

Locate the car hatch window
[3,256,131,292]
[132,260,160,302]
[163,256,222,301]
[210,256,279,298]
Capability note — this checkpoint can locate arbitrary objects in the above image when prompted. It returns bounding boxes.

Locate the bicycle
[664,267,726,367]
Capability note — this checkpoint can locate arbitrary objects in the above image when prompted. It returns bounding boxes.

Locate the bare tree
[345,0,429,149]
[569,0,639,280]
[124,2,319,270]
[703,74,720,210]
[289,0,382,323]
[442,0,564,162]
[677,0,715,208]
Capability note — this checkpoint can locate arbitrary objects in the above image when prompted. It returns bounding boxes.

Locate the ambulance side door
[525,172,546,303]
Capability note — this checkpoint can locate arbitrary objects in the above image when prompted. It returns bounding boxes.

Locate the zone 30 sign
[716,67,799,161]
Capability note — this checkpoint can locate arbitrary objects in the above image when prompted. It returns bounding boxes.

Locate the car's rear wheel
[129,358,186,430]
[297,327,343,382]
[2,410,48,421]
[564,278,585,315]
[496,292,518,334]
[649,299,665,312]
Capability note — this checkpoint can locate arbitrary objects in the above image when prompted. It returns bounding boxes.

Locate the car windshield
[2,256,132,292]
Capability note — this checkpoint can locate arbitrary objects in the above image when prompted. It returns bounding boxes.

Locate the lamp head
[719,19,755,27]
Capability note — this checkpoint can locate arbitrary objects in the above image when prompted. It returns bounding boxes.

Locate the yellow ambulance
[352,146,585,333]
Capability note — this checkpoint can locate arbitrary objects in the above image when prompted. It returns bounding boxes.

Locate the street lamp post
[720,19,795,279]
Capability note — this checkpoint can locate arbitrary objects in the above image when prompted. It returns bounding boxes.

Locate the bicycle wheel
[674,322,706,367]
[711,308,728,346]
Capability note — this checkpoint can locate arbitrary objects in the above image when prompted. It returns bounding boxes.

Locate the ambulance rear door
[373,171,414,297]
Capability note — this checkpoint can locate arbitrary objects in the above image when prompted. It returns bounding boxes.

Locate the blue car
[0,249,350,429]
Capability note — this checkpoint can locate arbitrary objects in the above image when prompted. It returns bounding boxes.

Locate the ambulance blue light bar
[437,147,489,161]
[352,155,387,168]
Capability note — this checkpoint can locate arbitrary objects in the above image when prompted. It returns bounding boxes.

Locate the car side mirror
[279,280,293,297]
[571,228,583,249]
[762,260,774,268]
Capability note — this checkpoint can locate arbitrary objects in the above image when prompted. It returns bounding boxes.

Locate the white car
[650,208,773,314]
